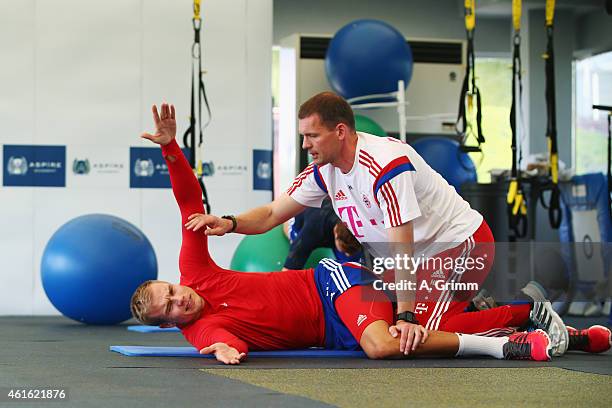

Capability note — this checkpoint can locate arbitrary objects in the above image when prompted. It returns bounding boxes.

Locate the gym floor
[1,316,611,407]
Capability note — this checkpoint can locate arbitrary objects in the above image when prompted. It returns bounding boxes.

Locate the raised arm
[142,103,213,269]
[141,104,204,220]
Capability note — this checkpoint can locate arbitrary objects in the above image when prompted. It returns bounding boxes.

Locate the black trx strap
[456,0,485,154]
[609,112,612,220]
[540,0,561,229]
[609,111,612,219]
[507,0,527,239]
[183,0,212,214]
[593,105,612,219]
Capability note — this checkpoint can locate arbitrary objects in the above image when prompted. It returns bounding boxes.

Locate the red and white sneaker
[566,325,612,353]
[503,329,552,361]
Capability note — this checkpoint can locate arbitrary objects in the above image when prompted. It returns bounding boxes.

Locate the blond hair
[130,280,167,326]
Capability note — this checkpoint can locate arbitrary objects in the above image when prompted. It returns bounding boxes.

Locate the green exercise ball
[230,226,336,272]
[355,114,386,137]
[305,247,335,268]
[230,226,289,272]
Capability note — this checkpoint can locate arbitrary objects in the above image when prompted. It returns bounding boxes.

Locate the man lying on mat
[130,103,610,365]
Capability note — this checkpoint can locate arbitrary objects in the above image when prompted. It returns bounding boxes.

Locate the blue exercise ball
[412,137,477,192]
[325,19,413,101]
[41,214,157,325]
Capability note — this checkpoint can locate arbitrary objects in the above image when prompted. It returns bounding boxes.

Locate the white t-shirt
[287,132,483,258]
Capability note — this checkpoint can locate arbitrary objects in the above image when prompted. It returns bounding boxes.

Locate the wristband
[221,215,237,233]
[396,311,419,325]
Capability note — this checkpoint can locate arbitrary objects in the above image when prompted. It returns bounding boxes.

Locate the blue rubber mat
[127,325,180,333]
[110,345,367,358]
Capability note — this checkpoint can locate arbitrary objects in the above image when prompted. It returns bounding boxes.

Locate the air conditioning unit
[276,33,465,196]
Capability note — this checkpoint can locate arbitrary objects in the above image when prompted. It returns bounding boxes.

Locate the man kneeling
[130,103,552,365]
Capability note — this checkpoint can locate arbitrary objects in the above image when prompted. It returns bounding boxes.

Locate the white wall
[0,0,273,315]
[576,6,612,57]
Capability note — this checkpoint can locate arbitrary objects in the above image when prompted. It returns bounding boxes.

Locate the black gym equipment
[184,0,212,214]
[455,0,485,154]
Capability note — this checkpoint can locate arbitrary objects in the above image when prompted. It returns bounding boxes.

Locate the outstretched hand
[200,343,246,365]
[141,103,176,146]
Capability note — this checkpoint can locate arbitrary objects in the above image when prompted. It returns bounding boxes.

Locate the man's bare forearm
[388,221,416,314]
[234,205,285,235]
[395,266,416,314]
[390,240,416,313]
[233,194,306,235]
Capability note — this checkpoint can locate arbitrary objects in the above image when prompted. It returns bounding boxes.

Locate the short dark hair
[334,222,362,256]
[298,92,355,130]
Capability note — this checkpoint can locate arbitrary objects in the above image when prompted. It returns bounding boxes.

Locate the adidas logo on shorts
[357,314,368,326]
[431,269,445,279]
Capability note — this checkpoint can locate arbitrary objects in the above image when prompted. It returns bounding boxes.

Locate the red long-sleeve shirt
[161,140,325,354]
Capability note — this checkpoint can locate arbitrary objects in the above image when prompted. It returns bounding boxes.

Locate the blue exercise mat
[127,325,180,333]
[110,345,367,358]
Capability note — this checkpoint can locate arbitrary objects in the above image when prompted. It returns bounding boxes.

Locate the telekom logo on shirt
[338,205,364,238]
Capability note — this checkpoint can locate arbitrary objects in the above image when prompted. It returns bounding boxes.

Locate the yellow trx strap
[464,0,475,114]
[192,0,203,180]
[184,0,212,213]
[456,0,484,153]
[542,0,561,228]
[193,0,201,21]
[545,0,555,27]
[464,0,476,32]
[507,181,527,217]
[549,141,559,183]
[507,0,527,239]
[545,0,558,186]
[512,0,521,31]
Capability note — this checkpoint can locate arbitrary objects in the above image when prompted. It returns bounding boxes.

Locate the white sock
[455,334,508,359]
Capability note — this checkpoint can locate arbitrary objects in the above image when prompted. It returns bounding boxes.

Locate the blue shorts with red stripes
[313,259,376,350]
